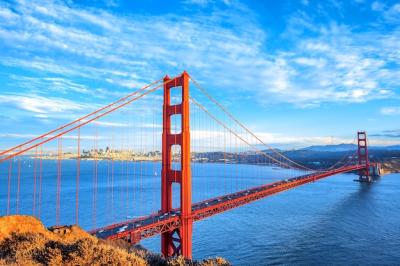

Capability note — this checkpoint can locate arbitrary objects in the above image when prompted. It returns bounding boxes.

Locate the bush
[0,216,230,266]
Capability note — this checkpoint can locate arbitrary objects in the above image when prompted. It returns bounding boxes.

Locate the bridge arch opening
[171,144,181,171]
[170,114,182,134]
[170,86,182,106]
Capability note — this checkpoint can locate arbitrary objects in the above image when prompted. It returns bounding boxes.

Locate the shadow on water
[266,178,386,265]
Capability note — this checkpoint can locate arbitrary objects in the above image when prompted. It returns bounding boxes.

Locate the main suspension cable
[190,75,360,172]
[0,78,163,157]
[0,78,177,163]
[190,96,308,170]
[189,76,313,171]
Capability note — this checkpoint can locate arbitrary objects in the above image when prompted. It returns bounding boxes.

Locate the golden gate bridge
[0,71,379,259]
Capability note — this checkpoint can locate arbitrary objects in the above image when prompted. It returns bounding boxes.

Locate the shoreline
[27,156,400,174]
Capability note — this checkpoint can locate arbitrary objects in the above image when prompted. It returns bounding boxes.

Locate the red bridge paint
[161,72,192,258]
[0,71,376,260]
[89,164,374,256]
[89,72,374,259]
[357,131,370,182]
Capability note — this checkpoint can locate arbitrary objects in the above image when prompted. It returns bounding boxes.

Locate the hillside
[380,160,400,175]
[193,148,400,173]
[300,143,357,152]
[0,216,229,266]
[301,144,400,152]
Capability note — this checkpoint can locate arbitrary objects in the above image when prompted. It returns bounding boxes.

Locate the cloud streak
[0,94,84,114]
[0,0,397,109]
[0,0,398,148]
[381,106,400,115]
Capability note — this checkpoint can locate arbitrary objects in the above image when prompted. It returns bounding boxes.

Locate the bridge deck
[90,164,369,243]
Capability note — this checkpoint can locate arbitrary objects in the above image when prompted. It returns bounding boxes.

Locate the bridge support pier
[161,72,193,259]
[370,163,381,178]
[357,131,372,183]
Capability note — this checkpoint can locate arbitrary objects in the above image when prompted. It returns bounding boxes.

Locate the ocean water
[1,160,399,265]
[188,173,400,265]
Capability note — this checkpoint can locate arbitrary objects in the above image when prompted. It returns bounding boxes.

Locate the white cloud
[104,0,119,7]
[0,1,259,95]
[0,133,38,139]
[371,1,385,11]
[294,57,326,68]
[370,2,400,23]
[247,131,399,148]
[0,133,107,140]
[0,0,397,151]
[184,0,211,6]
[9,75,90,95]
[0,0,398,111]
[254,17,400,107]
[142,123,162,129]
[0,94,84,114]
[301,0,309,6]
[192,128,399,149]
[0,6,18,20]
[183,0,230,7]
[91,121,129,128]
[385,3,400,22]
[381,106,400,115]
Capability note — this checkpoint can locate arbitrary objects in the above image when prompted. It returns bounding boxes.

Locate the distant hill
[301,144,357,152]
[377,145,400,151]
[301,144,400,152]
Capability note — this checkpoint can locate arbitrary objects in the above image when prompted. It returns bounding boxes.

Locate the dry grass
[381,160,400,174]
[0,215,52,242]
[0,216,146,266]
[0,216,230,266]
[127,245,230,266]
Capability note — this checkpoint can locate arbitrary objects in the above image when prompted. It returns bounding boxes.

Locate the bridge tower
[161,71,193,258]
[357,131,371,182]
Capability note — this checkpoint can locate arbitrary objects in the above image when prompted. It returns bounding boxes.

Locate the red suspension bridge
[0,71,380,259]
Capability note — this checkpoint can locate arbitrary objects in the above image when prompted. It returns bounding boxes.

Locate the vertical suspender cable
[33,147,38,215]
[16,150,21,214]
[76,127,80,224]
[56,138,62,225]
[7,159,12,215]
[92,127,98,228]
[38,145,43,219]
[111,127,115,221]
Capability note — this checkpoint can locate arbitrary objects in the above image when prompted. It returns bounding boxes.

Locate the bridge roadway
[90,164,369,243]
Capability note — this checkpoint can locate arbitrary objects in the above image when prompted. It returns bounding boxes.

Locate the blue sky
[0,0,399,149]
